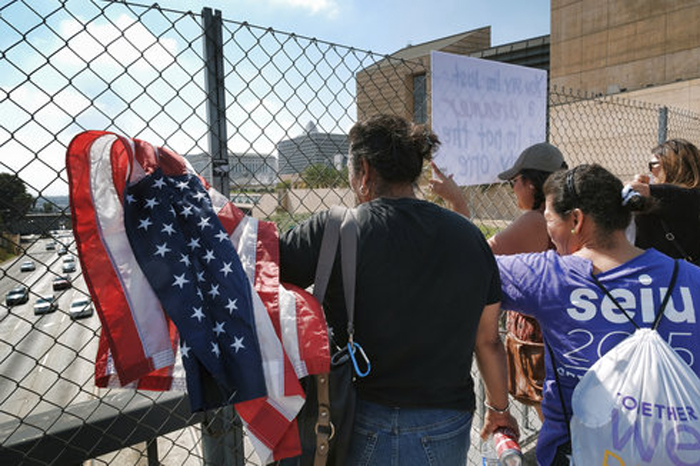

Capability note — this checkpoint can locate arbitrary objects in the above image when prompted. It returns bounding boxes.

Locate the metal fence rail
[1,0,700,464]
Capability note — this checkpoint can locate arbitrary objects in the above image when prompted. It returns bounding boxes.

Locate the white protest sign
[431,51,547,186]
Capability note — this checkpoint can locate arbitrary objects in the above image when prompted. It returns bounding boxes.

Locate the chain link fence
[1,0,700,464]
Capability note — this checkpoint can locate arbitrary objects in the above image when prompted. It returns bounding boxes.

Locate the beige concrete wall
[621,77,700,114]
[551,0,700,96]
[251,188,356,219]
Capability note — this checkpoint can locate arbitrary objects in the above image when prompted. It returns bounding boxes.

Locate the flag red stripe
[285,283,331,376]
[157,146,188,176]
[131,139,158,175]
[236,397,302,453]
[217,201,246,235]
[255,223,306,397]
[68,132,156,384]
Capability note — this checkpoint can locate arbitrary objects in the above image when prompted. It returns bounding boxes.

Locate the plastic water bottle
[481,427,523,466]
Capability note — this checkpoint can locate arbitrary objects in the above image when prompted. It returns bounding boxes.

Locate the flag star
[208,284,220,298]
[153,177,166,189]
[203,249,216,264]
[196,288,203,300]
[176,180,190,191]
[193,191,207,201]
[173,273,190,289]
[180,342,191,358]
[213,321,225,336]
[215,230,229,242]
[138,217,153,230]
[126,194,136,204]
[231,336,245,353]
[187,237,201,250]
[211,342,220,358]
[198,216,212,230]
[197,271,206,283]
[161,223,176,236]
[144,197,160,209]
[225,298,238,314]
[191,306,204,322]
[220,262,233,277]
[181,205,194,218]
[179,253,191,267]
[169,206,176,217]
[154,242,171,257]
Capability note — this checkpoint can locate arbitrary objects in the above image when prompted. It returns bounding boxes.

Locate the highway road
[0,233,100,425]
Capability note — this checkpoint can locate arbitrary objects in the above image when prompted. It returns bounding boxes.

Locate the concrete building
[551,0,700,113]
[185,151,277,189]
[276,121,349,176]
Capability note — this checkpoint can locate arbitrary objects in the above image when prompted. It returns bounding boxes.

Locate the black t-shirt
[279,197,501,411]
[635,184,700,264]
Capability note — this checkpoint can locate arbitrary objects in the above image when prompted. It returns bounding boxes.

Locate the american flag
[67,131,331,463]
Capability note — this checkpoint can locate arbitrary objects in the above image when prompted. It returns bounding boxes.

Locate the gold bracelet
[484,401,510,413]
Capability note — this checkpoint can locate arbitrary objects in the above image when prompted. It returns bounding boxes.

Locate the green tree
[300,163,349,188]
[0,173,34,232]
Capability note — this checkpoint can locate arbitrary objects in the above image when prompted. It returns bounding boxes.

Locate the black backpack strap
[589,259,680,331]
[653,259,680,330]
[553,258,682,451]
[590,272,640,330]
[545,339,572,442]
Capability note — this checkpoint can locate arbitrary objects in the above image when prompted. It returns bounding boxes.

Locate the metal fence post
[202,7,243,465]
[204,7,231,197]
[201,406,245,466]
[658,106,669,144]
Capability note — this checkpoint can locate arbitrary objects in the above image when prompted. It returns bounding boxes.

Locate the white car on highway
[20,260,36,272]
[33,295,57,315]
[69,297,93,319]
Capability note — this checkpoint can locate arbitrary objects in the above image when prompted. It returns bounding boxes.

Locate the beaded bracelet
[484,401,510,413]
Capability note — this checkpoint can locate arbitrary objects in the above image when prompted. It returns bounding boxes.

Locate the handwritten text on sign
[430,51,547,186]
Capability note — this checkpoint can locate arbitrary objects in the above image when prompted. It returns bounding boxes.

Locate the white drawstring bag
[571,260,700,465]
[571,323,700,464]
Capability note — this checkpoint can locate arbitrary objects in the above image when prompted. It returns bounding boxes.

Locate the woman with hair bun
[629,138,700,264]
[496,164,700,465]
[279,114,517,465]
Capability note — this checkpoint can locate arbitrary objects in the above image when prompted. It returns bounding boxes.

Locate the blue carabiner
[347,342,371,377]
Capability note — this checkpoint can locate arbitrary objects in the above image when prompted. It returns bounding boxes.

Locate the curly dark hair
[348,114,440,191]
[544,164,656,237]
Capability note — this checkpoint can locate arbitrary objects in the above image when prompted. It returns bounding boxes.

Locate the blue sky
[0,0,550,196]
[169,0,551,53]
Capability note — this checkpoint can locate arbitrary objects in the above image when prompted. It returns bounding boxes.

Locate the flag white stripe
[89,135,174,370]
[279,286,308,379]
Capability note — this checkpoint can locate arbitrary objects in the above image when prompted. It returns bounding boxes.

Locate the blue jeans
[346,399,473,466]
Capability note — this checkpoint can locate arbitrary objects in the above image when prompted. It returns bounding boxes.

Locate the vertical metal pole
[201,406,245,466]
[146,439,159,466]
[658,106,669,145]
[203,7,230,197]
[201,8,243,466]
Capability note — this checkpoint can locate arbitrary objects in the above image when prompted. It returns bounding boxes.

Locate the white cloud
[268,0,340,18]
[58,14,178,71]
